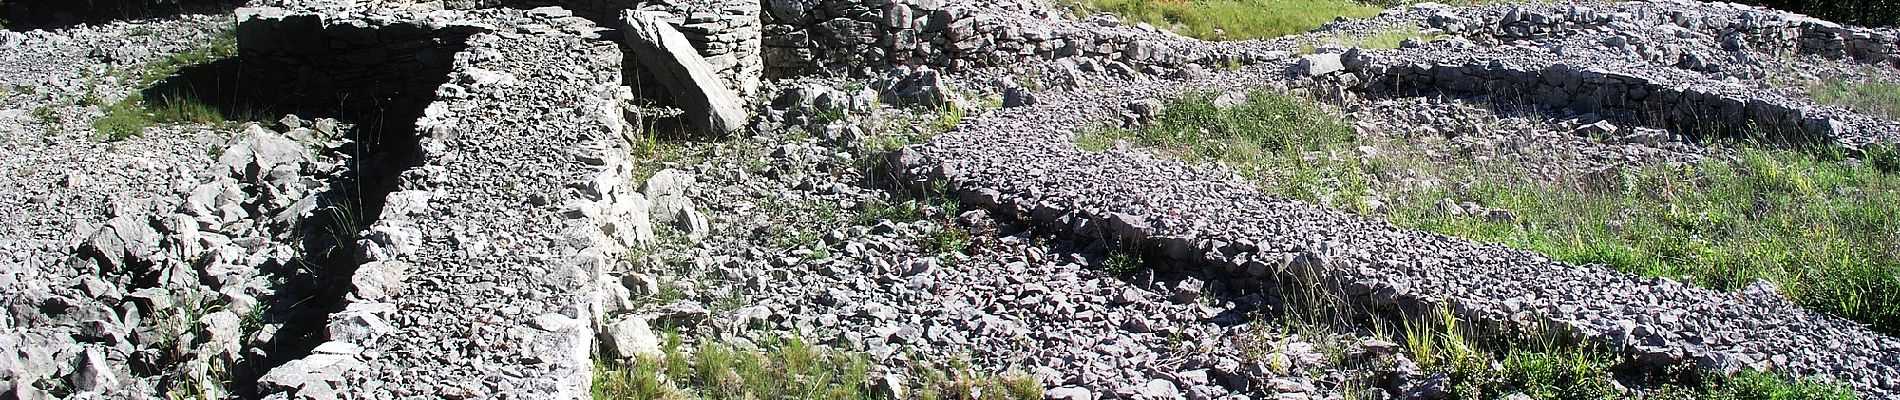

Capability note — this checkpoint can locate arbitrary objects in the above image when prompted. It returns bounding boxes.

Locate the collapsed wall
[897,80,1900,396]
[1300,0,1900,149]
[1423,0,1900,68]
[1324,45,1900,148]
[234,5,649,398]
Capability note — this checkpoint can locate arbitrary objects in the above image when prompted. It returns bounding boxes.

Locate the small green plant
[120,28,238,88]
[594,354,688,400]
[31,105,62,133]
[1102,247,1145,275]
[923,226,972,255]
[933,105,967,134]
[855,198,927,224]
[1861,142,1900,173]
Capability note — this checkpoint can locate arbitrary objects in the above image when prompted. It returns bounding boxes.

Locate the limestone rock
[601,316,662,359]
[1294,54,1344,77]
[620,10,750,135]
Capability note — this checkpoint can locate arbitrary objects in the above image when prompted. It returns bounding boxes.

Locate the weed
[1865,142,1900,173]
[1102,247,1145,275]
[923,226,972,255]
[1072,125,1130,152]
[120,28,238,89]
[932,105,967,134]
[908,356,1044,400]
[856,198,927,224]
[91,26,255,141]
[31,105,62,133]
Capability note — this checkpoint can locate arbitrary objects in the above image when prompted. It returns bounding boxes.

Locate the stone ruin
[10,0,1900,398]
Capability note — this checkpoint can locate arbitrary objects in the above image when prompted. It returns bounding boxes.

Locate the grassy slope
[1077,90,1882,396]
[1066,0,1384,40]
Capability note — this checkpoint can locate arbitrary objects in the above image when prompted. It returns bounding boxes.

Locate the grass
[1075,90,1372,210]
[1247,255,1855,399]
[1065,0,1384,40]
[1809,78,1900,122]
[1092,89,1888,396]
[594,335,1042,400]
[1388,146,1900,335]
[92,27,248,141]
[1102,247,1146,276]
[1297,25,1430,54]
[120,28,238,89]
[1398,307,1857,399]
[1088,89,1900,336]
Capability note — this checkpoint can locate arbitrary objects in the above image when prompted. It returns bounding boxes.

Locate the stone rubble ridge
[901,74,1900,395]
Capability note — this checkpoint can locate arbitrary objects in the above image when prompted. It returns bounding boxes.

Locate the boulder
[878,66,964,109]
[66,347,119,394]
[600,316,662,359]
[620,11,749,135]
[1294,53,1344,77]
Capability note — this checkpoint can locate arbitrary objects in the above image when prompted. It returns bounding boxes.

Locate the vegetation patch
[1809,78,1900,122]
[594,334,1041,400]
[1255,281,1857,399]
[1062,0,1531,41]
[1390,307,1855,399]
[1064,0,1383,40]
[91,27,253,141]
[1088,88,1900,338]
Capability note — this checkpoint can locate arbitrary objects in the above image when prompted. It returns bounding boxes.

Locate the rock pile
[2,118,350,398]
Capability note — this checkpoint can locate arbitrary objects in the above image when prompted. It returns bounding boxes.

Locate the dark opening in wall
[217,15,474,396]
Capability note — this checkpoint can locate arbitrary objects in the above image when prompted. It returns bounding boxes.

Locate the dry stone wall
[233,5,648,398]
[631,0,765,98]
[235,7,488,127]
[760,0,1272,78]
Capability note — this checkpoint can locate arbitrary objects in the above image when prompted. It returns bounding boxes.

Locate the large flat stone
[621,10,750,135]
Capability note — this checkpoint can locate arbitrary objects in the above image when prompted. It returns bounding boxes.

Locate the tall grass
[1386,145,1900,335]
[1081,89,1900,336]
[1809,78,1900,122]
[594,334,1043,400]
[1067,0,1384,40]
